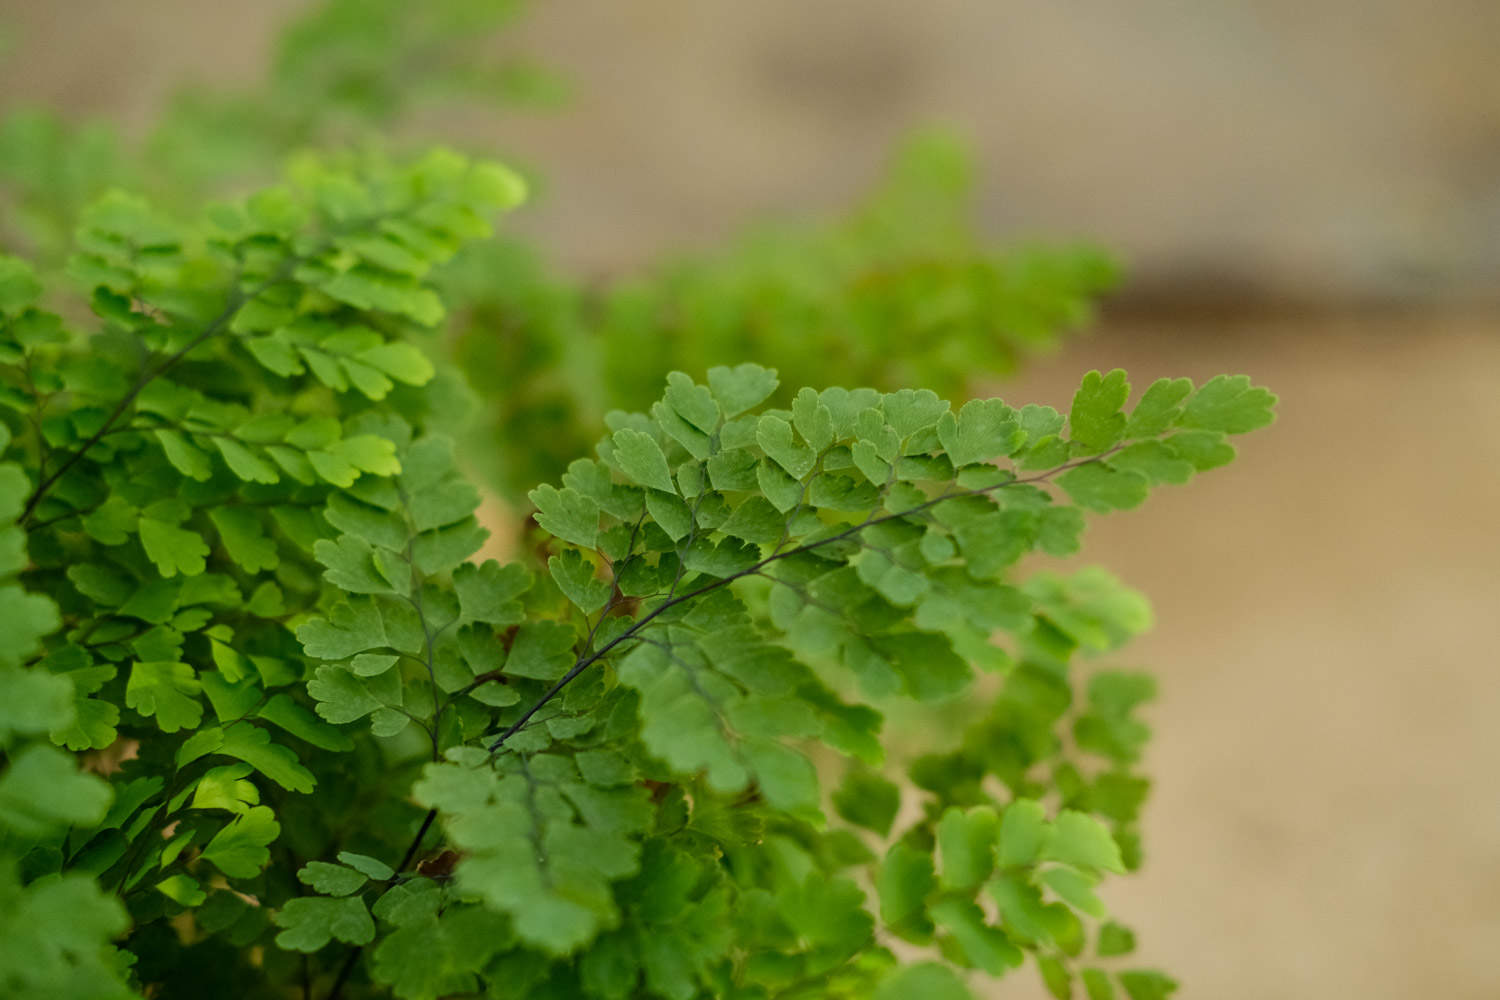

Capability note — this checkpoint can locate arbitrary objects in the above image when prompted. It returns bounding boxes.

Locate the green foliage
[0,4,1278,998]
[2,6,1114,503]
[275,347,1266,997]
[0,0,550,265]
[0,162,1274,991]
[449,133,1119,496]
[0,364,133,998]
[0,148,525,999]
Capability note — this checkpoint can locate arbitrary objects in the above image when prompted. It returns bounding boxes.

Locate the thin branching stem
[486,447,1116,755]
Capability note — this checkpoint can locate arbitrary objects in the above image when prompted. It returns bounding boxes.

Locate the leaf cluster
[0,149,526,998]
[277,356,1270,998]
[1,158,1274,994]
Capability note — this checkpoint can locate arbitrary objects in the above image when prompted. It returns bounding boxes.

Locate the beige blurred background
[3,2,1498,997]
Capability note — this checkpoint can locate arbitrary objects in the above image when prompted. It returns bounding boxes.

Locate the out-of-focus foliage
[0,0,554,264]
[0,312,134,999]
[446,133,1118,496]
[0,2,1112,504]
[145,0,560,203]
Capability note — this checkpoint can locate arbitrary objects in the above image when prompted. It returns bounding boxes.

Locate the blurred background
[2,2,1497,997]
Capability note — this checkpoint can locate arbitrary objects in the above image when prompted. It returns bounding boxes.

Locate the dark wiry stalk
[486,447,1117,755]
[323,809,438,1000]
[19,265,293,524]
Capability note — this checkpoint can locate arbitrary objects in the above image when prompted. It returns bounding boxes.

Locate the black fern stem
[485,447,1119,756]
[20,207,405,525]
[324,808,438,1000]
[18,265,291,525]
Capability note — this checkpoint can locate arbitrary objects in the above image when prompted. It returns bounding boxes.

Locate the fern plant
[444,132,1117,497]
[0,146,1275,1000]
[0,0,1113,504]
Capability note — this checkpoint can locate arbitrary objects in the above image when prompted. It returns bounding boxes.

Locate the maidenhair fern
[0,149,1273,1000]
[0,8,1277,996]
[1,1,1115,504]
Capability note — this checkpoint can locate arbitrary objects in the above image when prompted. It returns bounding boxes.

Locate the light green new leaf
[360,341,435,385]
[179,724,316,794]
[188,763,261,814]
[155,874,208,908]
[126,660,203,732]
[1039,956,1073,999]
[245,335,303,376]
[335,434,402,478]
[201,805,280,879]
